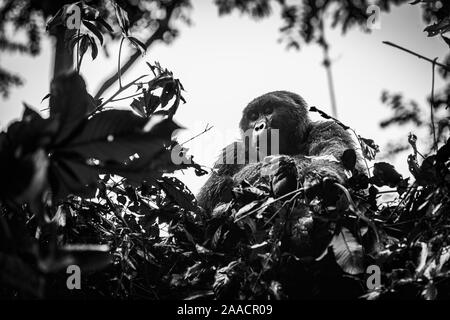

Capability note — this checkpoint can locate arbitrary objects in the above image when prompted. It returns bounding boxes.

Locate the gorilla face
[239,91,310,157]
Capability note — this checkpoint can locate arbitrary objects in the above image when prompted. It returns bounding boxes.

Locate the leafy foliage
[0,58,205,298]
[0,0,192,95]
[1,0,450,300]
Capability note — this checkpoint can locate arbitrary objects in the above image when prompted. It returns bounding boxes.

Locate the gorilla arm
[196,142,245,212]
[196,172,234,212]
[299,120,362,187]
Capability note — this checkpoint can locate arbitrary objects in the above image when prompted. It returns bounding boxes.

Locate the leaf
[234,200,263,220]
[49,157,99,200]
[79,34,90,58]
[370,162,403,187]
[146,93,161,115]
[330,227,364,275]
[67,33,84,55]
[160,82,176,108]
[348,172,369,190]
[184,290,215,300]
[341,149,356,171]
[127,36,147,54]
[82,20,103,45]
[442,35,450,49]
[80,3,100,21]
[408,153,421,178]
[41,93,51,103]
[97,18,114,33]
[232,180,270,203]
[60,110,153,163]
[424,246,450,279]
[88,35,98,60]
[130,96,147,117]
[113,2,130,35]
[424,17,450,37]
[422,283,438,300]
[212,225,223,249]
[130,90,160,117]
[49,72,95,144]
[360,290,381,300]
[147,62,157,75]
[419,156,438,184]
[436,138,450,164]
[158,176,197,212]
[7,104,58,153]
[359,136,379,160]
[56,111,181,184]
[407,154,437,186]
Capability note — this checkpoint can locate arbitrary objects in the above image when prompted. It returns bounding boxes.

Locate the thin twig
[263,195,297,227]
[318,20,338,118]
[430,58,438,151]
[180,124,214,146]
[118,37,125,88]
[383,41,450,72]
[234,187,304,223]
[91,74,148,115]
[110,91,145,102]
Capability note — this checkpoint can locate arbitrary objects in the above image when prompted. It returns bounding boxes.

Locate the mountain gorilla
[197,91,363,212]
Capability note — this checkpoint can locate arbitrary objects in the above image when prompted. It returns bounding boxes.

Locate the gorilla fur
[197,91,363,212]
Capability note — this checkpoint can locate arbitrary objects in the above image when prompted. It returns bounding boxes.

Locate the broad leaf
[158,176,198,212]
[49,157,98,200]
[50,72,95,145]
[60,110,177,164]
[330,227,364,275]
[370,162,403,187]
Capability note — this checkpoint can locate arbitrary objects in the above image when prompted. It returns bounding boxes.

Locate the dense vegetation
[0,0,449,299]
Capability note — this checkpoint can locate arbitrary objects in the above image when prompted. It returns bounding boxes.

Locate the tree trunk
[52,26,74,78]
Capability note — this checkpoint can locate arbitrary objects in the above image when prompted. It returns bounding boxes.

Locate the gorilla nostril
[255,122,265,131]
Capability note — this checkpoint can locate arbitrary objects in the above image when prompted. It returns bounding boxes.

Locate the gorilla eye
[264,106,273,115]
[248,111,259,121]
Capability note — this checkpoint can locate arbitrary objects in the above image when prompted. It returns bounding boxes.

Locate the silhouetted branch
[318,20,338,118]
[94,3,178,99]
[180,124,214,146]
[431,58,438,151]
[383,41,450,72]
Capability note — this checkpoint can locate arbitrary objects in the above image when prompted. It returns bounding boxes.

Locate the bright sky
[0,1,448,194]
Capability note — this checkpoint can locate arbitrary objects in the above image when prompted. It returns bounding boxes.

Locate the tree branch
[383,41,450,72]
[318,19,338,118]
[94,4,178,99]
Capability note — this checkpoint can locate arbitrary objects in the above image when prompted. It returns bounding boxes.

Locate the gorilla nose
[254,121,266,132]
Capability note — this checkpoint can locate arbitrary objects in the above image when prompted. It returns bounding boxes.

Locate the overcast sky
[0,1,448,194]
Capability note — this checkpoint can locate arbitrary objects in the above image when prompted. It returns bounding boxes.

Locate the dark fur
[197,91,363,211]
